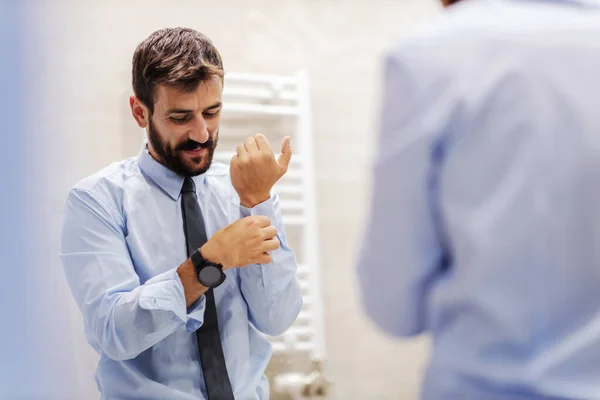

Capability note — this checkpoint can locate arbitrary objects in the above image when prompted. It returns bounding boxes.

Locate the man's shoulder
[69,156,141,202]
[387,2,499,63]
[382,1,552,96]
[390,0,600,63]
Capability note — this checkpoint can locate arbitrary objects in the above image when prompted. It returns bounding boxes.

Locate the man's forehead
[155,79,222,111]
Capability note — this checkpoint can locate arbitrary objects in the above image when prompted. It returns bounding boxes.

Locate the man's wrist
[177,259,208,308]
[239,192,271,208]
[200,243,231,271]
[200,243,217,264]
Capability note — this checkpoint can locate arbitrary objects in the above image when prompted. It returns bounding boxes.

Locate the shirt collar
[136,144,206,200]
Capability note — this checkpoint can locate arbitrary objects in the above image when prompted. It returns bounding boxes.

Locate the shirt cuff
[185,294,206,333]
[240,196,285,234]
[239,195,298,297]
[240,196,276,219]
[138,267,206,333]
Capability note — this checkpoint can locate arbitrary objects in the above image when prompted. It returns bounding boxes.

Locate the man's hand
[230,134,292,208]
[200,216,281,270]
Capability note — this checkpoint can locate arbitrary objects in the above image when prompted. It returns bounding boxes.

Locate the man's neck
[146,144,164,166]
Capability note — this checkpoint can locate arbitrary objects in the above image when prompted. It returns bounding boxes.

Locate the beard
[147,118,218,177]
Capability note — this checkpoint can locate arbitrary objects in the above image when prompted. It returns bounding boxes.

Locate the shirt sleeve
[237,192,303,337]
[356,50,449,337]
[59,188,206,361]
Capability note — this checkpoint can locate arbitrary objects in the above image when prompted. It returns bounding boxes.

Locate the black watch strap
[191,248,206,273]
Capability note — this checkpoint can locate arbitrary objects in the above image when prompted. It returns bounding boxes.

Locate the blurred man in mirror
[60,28,302,400]
[357,0,600,399]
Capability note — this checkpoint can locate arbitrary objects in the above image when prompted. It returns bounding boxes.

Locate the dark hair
[132,27,224,114]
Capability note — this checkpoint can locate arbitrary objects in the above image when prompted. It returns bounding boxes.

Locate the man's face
[146,76,223,177]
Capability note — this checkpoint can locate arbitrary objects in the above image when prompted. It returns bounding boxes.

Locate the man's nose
[189,117,210,143]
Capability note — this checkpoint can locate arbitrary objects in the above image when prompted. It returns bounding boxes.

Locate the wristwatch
[190,248,226,288]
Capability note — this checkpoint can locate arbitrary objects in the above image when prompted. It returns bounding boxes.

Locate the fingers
[261,225,278,240]
[254,133,272,152]
[236,143,247,157]
[244,137,259,153]
[277,136,292,171]
[254,239,280,264]
[242,246,279,266]
[281,136,291,153]
[256,253,273,265]
[262,237,280,252]
[246,215,271,228]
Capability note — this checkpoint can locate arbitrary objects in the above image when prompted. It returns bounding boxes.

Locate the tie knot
[181,177,196,194]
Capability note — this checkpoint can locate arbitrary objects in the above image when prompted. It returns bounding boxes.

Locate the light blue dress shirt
[357,0,600,399]
[60,146,302,400]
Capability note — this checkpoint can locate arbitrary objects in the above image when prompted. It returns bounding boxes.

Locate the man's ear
[130,95,150,128]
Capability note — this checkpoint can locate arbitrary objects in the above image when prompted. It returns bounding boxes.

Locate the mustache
[176,137,214,151]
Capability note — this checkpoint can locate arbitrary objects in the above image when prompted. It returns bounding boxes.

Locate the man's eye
[170,116,190,124]
[204,110,219,118]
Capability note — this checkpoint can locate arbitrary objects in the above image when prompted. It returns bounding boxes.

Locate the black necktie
[181,176,235,400]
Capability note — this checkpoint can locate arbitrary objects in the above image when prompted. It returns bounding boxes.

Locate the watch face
[198,265,223,287]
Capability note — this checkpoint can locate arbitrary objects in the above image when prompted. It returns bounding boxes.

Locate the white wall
[35,1,442,398]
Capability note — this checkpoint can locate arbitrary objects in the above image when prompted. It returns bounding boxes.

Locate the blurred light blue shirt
[60,147,302,400]
[357,0,600,399]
